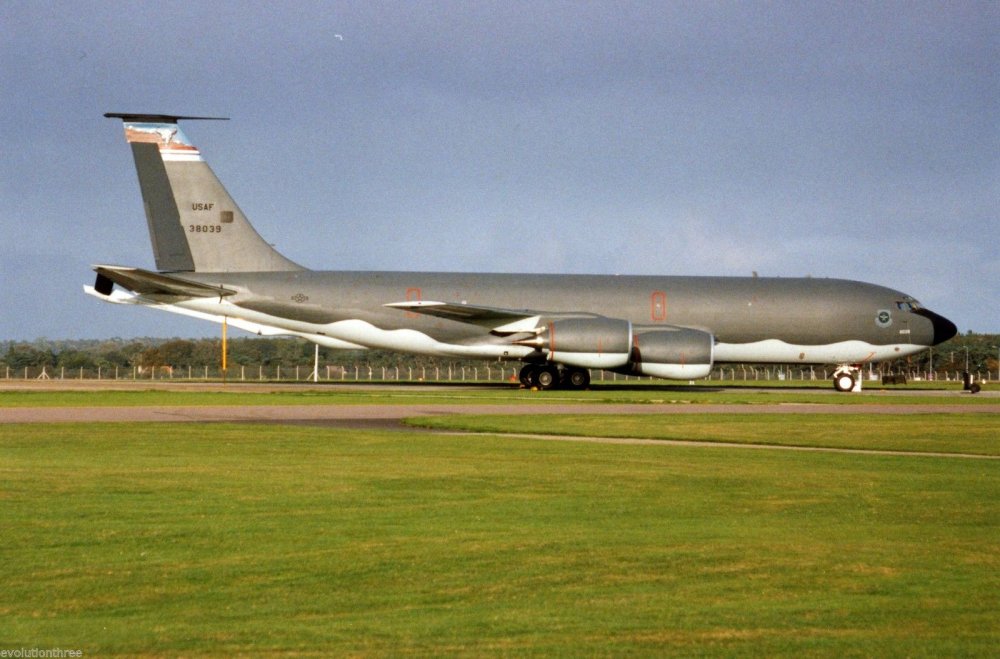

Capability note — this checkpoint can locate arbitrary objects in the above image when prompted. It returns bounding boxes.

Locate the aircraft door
[650,291,667,322]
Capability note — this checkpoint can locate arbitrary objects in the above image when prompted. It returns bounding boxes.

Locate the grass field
[409,413,1000,456]
[0,382,995,408]
[2,411,998,655]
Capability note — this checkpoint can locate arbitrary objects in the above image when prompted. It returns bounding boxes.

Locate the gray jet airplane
[87,114,957,391]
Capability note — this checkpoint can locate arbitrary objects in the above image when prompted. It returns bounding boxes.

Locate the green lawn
[408,413,1000,456]
[2,422,997,655]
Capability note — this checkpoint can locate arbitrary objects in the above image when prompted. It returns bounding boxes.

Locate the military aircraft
[87,113,957,391]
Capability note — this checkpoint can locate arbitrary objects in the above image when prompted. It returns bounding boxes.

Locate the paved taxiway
[2,401,998,425]
[2,381,997,460]
[2,379,997,425]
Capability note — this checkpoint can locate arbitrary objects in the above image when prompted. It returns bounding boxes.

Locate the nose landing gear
[833,365,862,392]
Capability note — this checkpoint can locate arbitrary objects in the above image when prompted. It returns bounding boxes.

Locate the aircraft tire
[566,368,591,390]
[534,365,560,390]
[833,372,855,392]
[519,364,537,387]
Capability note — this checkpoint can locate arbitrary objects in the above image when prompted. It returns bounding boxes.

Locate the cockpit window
[896,299,923,312]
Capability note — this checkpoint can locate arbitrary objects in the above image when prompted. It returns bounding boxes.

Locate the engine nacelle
[520,317,633,369]
[623,327,714,379]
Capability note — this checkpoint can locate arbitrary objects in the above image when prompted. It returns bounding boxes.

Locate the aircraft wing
[384,301,543,333]
[385,300,620,334]
[93,265,236,299]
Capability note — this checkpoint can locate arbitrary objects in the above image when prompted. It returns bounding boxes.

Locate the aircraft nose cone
[915,309,958,345]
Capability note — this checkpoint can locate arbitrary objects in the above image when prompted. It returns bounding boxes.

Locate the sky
[2,0,997,340]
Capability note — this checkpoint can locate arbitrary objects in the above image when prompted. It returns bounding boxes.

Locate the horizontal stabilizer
[104,113,229,123]
[92,265,235,298]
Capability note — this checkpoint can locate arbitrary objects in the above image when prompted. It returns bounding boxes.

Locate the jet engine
[621,327,714,379]
[518,317,633,369]
[516,319,714,380]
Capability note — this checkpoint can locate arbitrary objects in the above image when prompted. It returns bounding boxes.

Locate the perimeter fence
[3,364,992,385]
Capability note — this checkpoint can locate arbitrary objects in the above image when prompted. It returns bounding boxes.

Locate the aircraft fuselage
[168,270,952,365]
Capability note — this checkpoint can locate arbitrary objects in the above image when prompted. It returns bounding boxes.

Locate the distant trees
[0,336,472,375]
[1,332,998,379]
[911,331,999,376]
[2,344,56,370]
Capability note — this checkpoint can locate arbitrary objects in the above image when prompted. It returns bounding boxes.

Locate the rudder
[105,113,304,273]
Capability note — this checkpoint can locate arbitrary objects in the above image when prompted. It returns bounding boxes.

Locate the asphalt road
[2,381,997,461]
[2,400,998,425]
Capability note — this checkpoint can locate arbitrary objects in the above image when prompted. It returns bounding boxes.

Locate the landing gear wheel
[518,364,537,387]
[833,372,856,392]
[565,368,591,390]
[534,365,560,390]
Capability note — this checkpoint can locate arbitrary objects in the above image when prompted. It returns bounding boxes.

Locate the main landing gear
[832,365,862,392]
[518,364,591,390]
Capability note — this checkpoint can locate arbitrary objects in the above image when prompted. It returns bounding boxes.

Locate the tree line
[2,333,998,377]
[0,337,484,373]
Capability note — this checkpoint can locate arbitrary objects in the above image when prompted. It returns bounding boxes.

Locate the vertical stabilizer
[105,113,304,273]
